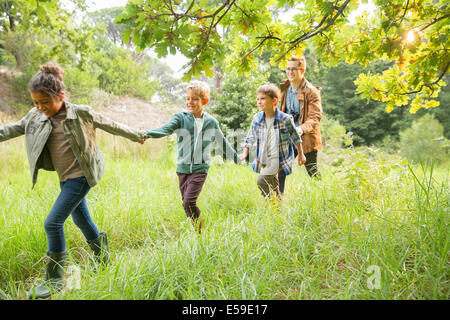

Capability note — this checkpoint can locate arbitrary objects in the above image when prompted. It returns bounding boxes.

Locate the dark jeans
[177,172,208,220]
[279,150,321,194]
[44,176,100,253]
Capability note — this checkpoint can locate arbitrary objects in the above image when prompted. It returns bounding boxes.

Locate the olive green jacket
[0,102,146,188]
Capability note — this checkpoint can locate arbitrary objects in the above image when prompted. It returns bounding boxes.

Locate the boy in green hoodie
[145,81,238,233]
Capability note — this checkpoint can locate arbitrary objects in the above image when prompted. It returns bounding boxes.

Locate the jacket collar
[39,112,48,122]
[256,108,282,123]
[182,110,211,121]
[280,79,291,91]
[280,77,306,101]
[280,77,307,91]
[38,101,77,121]
[64,102,78,119]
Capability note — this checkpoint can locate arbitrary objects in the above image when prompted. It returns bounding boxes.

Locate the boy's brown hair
[186,80,210,101]
[257,83,280,100]
[288,55,307,70]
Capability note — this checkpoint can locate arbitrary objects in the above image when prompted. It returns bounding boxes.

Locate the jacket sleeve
[89,108,146,142]
[286,117,302,146]
[300,88,322,134]
[243,119,257,148]
[146,113,181,138]
[0,116,27,142]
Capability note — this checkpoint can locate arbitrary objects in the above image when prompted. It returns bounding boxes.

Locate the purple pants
[177,172,207,220]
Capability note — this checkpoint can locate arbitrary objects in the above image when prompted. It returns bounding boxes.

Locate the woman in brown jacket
[278,56,322,193]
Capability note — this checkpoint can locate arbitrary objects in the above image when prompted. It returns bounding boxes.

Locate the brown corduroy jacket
[279,77,322,154]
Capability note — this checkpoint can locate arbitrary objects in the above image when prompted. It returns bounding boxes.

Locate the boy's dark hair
[257,83,280,100]
[29,62,66,98]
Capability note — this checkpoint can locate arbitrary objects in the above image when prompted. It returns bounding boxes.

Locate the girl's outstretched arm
[88,108,146,142]
[0,115,28,142]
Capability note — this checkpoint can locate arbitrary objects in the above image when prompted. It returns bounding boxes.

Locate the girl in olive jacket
[0,62,146,299]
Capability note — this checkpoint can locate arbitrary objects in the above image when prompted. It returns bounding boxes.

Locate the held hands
[139,133,147,144]
[139,137,146,144]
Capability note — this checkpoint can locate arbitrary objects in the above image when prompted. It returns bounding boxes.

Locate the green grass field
[0,132,448,300]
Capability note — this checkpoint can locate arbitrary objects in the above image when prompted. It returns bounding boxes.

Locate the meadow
[0,131,448,300]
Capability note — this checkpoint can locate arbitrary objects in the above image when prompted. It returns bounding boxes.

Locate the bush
[399,114,448,164]
[320,114,353,149]
[91,47,157,101]
[0,47,6,65]
[64,67,100,105]
[210,74,263,132]
[88,88,116,110]
[10,65,37,106]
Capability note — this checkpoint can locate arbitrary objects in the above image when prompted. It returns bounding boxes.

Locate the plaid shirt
[244,109,302,175]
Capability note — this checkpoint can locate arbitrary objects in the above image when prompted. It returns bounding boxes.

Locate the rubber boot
[87,232,109,267]
[27,251,66,299]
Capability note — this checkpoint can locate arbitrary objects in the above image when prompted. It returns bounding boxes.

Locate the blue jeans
[44,176,100,253]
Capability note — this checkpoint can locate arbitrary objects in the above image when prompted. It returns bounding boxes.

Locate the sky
[76,0,376,78]
[85,0,128,11]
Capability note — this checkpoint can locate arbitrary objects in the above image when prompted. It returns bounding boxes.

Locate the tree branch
[400,0,410,23]
[275,0,351,61]
[146,0,233,21]
[214,0,236,29]
[400,60,449,95]
[183,0,196,16]
[242,0,351,63]
[419,13,450,32]
[191,0,236,65]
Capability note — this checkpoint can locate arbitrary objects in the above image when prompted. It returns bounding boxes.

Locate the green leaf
[122,29,132,44]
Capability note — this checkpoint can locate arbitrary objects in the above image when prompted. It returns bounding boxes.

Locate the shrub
[320,114,353,149]
[399,114,448,164]
[64,67,100,105]
[209,74,263,132]
[88,88,116,110]
[91,48,157,101]
[10,65,37,106]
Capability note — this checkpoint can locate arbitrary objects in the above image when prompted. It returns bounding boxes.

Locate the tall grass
[0,133,448,300]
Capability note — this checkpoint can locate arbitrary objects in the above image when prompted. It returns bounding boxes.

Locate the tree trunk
[9,14,15,31]
[213,66,222,90]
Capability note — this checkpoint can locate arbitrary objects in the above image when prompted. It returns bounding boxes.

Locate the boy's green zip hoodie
[0,102,146,188]
[146,111,238,174]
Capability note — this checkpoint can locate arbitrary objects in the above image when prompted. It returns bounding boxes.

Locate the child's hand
[298,153,306,166]
[139,136,147,144]
[239,147,249,164]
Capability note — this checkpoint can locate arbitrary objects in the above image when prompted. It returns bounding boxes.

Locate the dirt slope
[0,67,20,115]
[99,96,182,130]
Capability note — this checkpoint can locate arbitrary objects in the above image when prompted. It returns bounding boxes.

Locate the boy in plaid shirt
[241,83,306,200]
